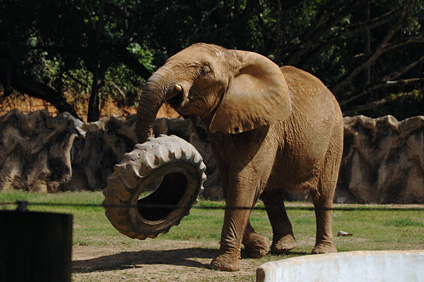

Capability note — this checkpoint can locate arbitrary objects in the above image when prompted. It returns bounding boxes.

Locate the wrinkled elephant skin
[135,43,343,271]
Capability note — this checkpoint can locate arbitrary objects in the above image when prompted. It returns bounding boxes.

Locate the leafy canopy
[1,0,423,120]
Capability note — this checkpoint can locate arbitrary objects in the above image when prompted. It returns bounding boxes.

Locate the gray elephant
[110,43,344,272]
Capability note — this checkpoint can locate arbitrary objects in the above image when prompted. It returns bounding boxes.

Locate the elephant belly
[267,156,322,192]
[267,125,328,192]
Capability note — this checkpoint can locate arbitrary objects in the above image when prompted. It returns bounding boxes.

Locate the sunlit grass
[1,190,423,276]
[1,190,423,282]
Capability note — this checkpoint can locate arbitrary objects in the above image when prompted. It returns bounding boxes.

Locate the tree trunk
[87,0,105,122]
[365,0,371,85]
[87,72,102,122]
[9,74,81,120]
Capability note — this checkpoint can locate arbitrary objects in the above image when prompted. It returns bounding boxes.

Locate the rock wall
[68,115,138,192]
[0,110,423,203]
[0,110,82,192]
[338,115,424,204]
[0,110,222,199]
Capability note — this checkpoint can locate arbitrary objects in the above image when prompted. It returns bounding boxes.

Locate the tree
[1,0,423,120]
[264,0,424,118]
[0,1,81,119]
[132,0,424,118]
[0,0,153,121]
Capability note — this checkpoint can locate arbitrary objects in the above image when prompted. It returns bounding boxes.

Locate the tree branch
[331,0,416,94]
[111,81,125,98]
[343,88,423,115]
[10,74,81,120]
[114,47,152,80]
[339,51,424,106]
[280,0,310,17]
[340,77,424,107]
[343,7,402,37]
[383,37,424,53]
[287,0,367,65]
[384,53,424,81]
[65,71,89,89]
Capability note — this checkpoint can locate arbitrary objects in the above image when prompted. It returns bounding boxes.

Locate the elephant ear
[209,51,292,134]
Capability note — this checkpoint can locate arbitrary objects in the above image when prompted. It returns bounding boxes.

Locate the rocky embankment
[0,109,423,203]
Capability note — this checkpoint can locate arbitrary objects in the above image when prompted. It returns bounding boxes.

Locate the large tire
[103,135,206,240]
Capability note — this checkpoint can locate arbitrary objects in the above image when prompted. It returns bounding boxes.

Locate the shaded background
[1,0,423,121]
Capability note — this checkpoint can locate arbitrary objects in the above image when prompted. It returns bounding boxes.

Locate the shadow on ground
[73,247,216,273]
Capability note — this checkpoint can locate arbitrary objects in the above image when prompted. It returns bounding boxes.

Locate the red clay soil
[0,92,180,121]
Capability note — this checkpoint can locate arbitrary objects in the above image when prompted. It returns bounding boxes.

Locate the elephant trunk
[136,70,174,143]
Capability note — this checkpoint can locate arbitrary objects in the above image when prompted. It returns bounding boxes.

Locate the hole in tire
[137,172,188,222]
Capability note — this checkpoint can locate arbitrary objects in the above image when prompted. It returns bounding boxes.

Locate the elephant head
[136,43,292,142]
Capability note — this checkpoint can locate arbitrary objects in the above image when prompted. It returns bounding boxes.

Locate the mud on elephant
[113,43,344,272]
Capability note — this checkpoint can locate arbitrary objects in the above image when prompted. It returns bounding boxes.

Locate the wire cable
[1,200,423,212]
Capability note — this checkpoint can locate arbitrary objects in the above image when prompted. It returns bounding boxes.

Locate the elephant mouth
[167,92,185,110]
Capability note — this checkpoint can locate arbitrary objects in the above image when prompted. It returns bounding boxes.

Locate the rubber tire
[103,135,206,240]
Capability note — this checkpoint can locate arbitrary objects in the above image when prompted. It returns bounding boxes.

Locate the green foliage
[1,0,423,119]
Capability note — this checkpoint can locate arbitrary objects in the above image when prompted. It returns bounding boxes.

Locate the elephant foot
[243,232,271,258]
[271,234,297,254]
[210,251,241,272]
[311,241,337,254]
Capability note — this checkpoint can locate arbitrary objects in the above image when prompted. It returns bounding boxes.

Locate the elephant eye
[199,65,210,76]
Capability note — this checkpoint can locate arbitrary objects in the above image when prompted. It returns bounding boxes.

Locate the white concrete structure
[257,250,424,282]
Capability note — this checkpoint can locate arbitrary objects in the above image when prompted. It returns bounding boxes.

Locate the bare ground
[72,240,270,282]
[0,92,181,121]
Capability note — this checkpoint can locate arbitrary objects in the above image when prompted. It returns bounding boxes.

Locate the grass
[1,190,423,281]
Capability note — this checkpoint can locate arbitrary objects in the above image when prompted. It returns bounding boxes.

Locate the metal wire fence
[1,200,423,212]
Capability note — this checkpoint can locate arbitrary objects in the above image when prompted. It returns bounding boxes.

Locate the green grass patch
[384,218,424,227]
[1,191,423,250]
[1,191,423,281]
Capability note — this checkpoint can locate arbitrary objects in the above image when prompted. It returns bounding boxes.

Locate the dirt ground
[72,240,265,282]
[0,92,181,120]
[72,203,424,281]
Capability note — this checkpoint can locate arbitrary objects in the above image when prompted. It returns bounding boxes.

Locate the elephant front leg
[210,184,258,271]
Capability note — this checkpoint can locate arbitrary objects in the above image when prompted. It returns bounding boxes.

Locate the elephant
[135,43,344,271]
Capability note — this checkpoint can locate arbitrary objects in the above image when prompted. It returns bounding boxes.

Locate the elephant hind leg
[310,138,342,254]
[242,221,270,258]
[310,189,337,254]
[261,192,297,254]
